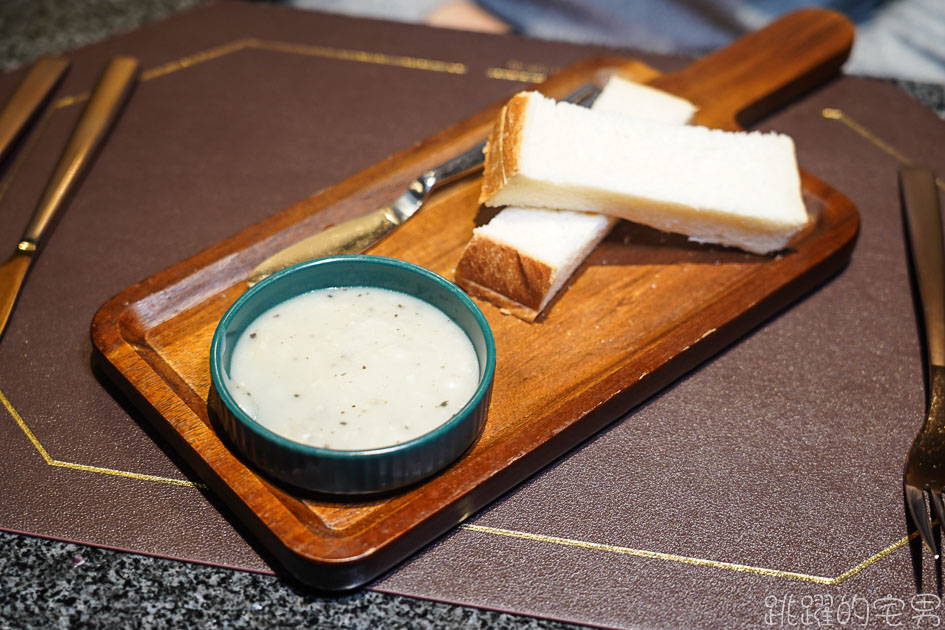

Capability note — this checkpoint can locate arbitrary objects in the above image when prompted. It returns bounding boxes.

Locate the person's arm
[425,0,511,33]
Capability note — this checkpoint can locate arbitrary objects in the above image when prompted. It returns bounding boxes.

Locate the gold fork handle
[900,165,945,368]
[0,56,70,163]
[18,56,138,252]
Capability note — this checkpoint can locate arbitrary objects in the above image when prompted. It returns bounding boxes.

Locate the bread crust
[478,92,528,206]
[456,278,543,322]
[454,231,555,322]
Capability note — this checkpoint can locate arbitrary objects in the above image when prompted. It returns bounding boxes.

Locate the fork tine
[930,490,945,539]
[905,484,940,559]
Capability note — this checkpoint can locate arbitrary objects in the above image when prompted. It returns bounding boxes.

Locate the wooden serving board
[92,9,858,589]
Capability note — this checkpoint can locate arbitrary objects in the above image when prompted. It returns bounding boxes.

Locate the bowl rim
[209,254,496,461]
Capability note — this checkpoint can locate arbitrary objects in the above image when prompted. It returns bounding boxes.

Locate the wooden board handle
[650,8,854,130]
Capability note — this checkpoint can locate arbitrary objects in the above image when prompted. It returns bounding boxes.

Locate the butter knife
[0,56,70,164]
[247,85,601,287]
[0,56,138,342]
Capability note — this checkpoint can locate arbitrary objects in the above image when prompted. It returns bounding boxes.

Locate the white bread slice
[478,91,808,255]
[591,76,697,123]
[454,208,615,321]
[455,78,698,321]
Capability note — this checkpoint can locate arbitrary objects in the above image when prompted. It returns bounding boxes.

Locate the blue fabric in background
[290,0,945,82]
[475,0,880,52]
[473,0,945,82]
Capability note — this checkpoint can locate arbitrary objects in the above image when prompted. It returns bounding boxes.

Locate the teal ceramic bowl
[209,254,495,495]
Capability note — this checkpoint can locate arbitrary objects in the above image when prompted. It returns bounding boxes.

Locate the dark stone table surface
[0,1,941,628]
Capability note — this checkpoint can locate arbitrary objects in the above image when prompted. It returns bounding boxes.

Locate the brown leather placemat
[1,3,943,627]
[0,1,637,573]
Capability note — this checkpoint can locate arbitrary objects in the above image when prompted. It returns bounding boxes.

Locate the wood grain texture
[91,9,858,589]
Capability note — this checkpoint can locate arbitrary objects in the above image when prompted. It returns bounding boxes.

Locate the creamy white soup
[226,286,480,450]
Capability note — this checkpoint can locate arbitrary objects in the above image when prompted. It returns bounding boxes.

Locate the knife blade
[247,139,484,287]
[900,165,945,366]
[0,56,70,164]
[246,84,601,287]
[0,56,138,342]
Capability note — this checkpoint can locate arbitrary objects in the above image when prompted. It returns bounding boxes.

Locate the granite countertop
[0,529,575,629]
[1,1,943,629]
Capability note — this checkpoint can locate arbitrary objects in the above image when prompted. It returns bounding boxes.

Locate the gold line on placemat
[249,39,467,74]
[822,108,945,190]
[486,67,547,83]
[462,524,916,585]
[486,59,555,83]
[141,39,256,81]
[0,388,204,489]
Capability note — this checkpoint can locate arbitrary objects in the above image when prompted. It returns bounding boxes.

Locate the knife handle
[900,165,945,369]
[18,56,138,253]
[423,140,487,193]
[0,56,70,164]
